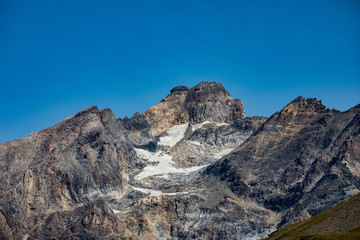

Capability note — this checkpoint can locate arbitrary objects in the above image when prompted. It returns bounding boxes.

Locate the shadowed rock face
[185,82,245,124]
[170,86,189,94]
[0,83,359,240]
[206,98,360,227]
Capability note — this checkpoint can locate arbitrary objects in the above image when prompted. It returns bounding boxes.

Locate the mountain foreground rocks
[0,82,359,239]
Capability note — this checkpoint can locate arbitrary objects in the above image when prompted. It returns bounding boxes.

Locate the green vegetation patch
[263,193,360,240]
[302,231,360,240]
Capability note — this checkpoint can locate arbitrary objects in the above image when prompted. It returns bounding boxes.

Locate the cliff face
[0,82,359,240]
[0,106,136,239]
[206,97,360,227]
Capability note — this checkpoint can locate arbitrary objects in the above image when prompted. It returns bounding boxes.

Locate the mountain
[263,192,360,240]
[206,97,360,228]
[0,82,359,239]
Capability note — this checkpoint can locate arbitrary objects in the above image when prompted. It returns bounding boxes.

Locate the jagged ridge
[0,82,359,240]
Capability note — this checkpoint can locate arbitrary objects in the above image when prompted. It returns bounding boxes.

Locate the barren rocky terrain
[0,82,359,239]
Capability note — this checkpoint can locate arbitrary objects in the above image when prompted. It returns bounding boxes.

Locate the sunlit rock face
[123,82,245,141]
[0,106,132,239]
[0,82,359,240]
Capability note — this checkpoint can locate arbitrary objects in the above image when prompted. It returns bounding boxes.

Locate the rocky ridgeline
[0,82,359,239]
[122,82,245,144]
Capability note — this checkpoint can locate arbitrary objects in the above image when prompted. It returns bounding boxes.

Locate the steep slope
[115,96,360,239]
[0,82,359,239]
[121,82,259,187]
[263,192,360,240]
[206,97,360,228]
[0,106,135,239]
[110,82,270,239]
[0,82,265,239]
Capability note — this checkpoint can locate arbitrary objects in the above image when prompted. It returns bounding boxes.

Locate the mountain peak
[285,96,328,113]
[75,105,99,116]
[170,85,189,94]
[137,82,246,136]
[184,82,244,124]
[186,81,230,102]
[275,96,328,121]
[193,81,225,89]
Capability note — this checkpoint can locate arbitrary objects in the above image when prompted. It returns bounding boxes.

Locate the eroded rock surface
[0,83,359,240]
[206,97,360,228]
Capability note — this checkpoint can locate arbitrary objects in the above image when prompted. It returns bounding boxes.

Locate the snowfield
[158,122,189,147]
[134,148,208,180]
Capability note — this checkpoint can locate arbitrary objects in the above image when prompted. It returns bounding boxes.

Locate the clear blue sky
[1,0,359,142]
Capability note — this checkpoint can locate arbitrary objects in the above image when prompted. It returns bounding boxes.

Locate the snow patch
[192,121,229,131]
[112,209,121,214]
[158,122,189,147]
[132,186,189,196]
[134,148,208,180]
[344,160,360,178]
[112,208,131,214]
[135,148,172,163]
[189,141,201,146]
[132,186,164,196]
[192,121,211,131]
[214,147,235,159]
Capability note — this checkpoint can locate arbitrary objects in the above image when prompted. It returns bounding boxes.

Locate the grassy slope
[263,192,360,240]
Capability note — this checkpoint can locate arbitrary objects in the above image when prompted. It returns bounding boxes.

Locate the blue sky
[0,0,359,142]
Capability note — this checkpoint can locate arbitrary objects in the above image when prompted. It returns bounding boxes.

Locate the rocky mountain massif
[0,82,359,240]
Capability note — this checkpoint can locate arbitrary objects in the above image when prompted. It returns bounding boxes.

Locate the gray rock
[170,86,189,94]
[206,97,360,229]
[0,84,359,240]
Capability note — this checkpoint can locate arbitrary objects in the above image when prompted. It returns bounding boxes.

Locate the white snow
[132,186,164,196]
[132,186,189,196]
[189,141,201,146]
[192,121,211,131]
[112,209,121,214]
[135,148,173,163]
[158,122,189,147]
[112,208,131,214]
[134,148,208,180]
[192,121,229,131]
[214,147,235,159]
[344,160,360,178]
